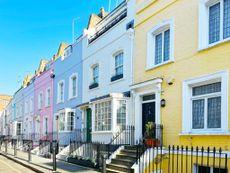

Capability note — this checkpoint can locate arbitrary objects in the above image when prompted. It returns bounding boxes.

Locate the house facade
[81,0,135,143]
[23,75,35,140]
[132,0,230,171]
[53,40,83,145]
[34,60,54,141]
[12,87,24,139]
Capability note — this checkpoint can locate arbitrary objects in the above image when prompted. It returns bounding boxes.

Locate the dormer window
[63,46,72,59]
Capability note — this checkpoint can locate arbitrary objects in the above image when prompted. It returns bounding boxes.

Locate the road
[0,155,35,173]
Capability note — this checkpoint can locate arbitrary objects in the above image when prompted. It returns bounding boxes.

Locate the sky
[0,0,122,96]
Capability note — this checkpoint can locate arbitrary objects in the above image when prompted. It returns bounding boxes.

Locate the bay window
[117,100,126,129]
[67,112,74,131]
[95,101,112,131]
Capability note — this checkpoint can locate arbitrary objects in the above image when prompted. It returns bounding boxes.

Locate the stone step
[124,145,137,150]
[106,168,127,173]
[116,153,136,161]
[111,158,134,167]
[120,149,137,155]
[106,163,134,173]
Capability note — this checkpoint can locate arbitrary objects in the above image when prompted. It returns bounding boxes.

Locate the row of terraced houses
[1,0,230,172]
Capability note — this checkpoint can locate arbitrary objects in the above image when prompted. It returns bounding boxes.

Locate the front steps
[106,146,137,173]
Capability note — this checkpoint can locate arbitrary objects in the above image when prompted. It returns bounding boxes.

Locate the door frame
[133,88,161,141]
[142,97,156,137]
[86,108,92,142]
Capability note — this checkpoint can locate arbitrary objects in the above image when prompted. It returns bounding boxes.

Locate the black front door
[142,102,155,137]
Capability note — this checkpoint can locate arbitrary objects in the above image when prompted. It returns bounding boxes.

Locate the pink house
[34,60,54,141]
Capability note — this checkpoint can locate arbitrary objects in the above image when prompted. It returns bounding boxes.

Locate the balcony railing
[88,9,127,44]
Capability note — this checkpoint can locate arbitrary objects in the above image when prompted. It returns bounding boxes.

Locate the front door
[86,108,92,142]
[142,102,155,137]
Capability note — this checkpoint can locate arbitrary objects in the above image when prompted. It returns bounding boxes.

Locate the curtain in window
[164,29,170,61]
[224,0,230,39]
[209,3,220,44]
[192,99,205,129]
[155,33,163,65]
[208,96,221,128]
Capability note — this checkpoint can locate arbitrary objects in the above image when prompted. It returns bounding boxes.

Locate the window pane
[209,3,220,44]
[224,0,230,39]
[95,101,111,131]
[198,166,210,173]
[155,33,163,65]
[192,82,221,96]
[208,96,221,128]
[117,100,126,130]
[164,29,170,61]
[213,167,228,173]
[192,99,205,129]
[143,94,155,101]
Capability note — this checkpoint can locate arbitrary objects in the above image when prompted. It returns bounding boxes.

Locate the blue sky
[0,0,122,95]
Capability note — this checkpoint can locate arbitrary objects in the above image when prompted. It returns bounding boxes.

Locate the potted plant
[145,122,158,147]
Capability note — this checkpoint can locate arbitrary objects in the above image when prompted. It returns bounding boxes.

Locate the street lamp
[72,17,80,44]
[56,115,59,142]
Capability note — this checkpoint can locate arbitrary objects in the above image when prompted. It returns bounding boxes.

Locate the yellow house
[132,0,230,172]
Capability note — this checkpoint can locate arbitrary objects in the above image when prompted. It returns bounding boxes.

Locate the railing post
[28,142,31,162]
[52,141,57,172]
[5,140,7,154]
[101,155,106,173]
[14,140,17,157]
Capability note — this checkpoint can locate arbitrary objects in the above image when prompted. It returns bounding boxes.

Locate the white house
[80,0,135,143]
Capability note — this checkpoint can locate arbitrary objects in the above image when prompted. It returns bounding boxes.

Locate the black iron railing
[135,145,228,173]
[110,125,135,145]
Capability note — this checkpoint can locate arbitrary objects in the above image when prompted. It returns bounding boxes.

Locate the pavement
[0,155,35,173]
[0,148,99,173]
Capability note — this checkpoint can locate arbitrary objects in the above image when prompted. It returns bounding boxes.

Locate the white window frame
[146,19,174,70]
[69,73,78,99]
[91,64,99,84]
[45,87,51,107]
[93,99,112,132]
[66,111,75,132]
[38,92,43,110]
[114,51,124,76]
[43,116,48,135]
[182,70,228,134]
[57,80,65,103]
[199,0,230,50]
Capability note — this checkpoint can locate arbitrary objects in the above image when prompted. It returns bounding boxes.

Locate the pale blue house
[53,38,83,146]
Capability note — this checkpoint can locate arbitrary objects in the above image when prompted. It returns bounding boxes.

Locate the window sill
[146,59,174,71]
[68,96,77,101]
[198,37,230,52]
[89,83,99,90]
[111,74,124,82]
[57,101,64,104]
[179,131,230,136]
[110,76,125,85]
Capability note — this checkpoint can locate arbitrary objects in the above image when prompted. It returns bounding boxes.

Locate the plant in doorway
[145,122,159,147]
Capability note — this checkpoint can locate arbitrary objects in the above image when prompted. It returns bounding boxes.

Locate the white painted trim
[146,19,174,70]
[38,91,43,110]
[132,80,162,141]
[131,78,163,90]
[198,0,230,50]
[57,80,65,104]
[68,73,78,100]
[182,70,228,134]
[45,87,51,107]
